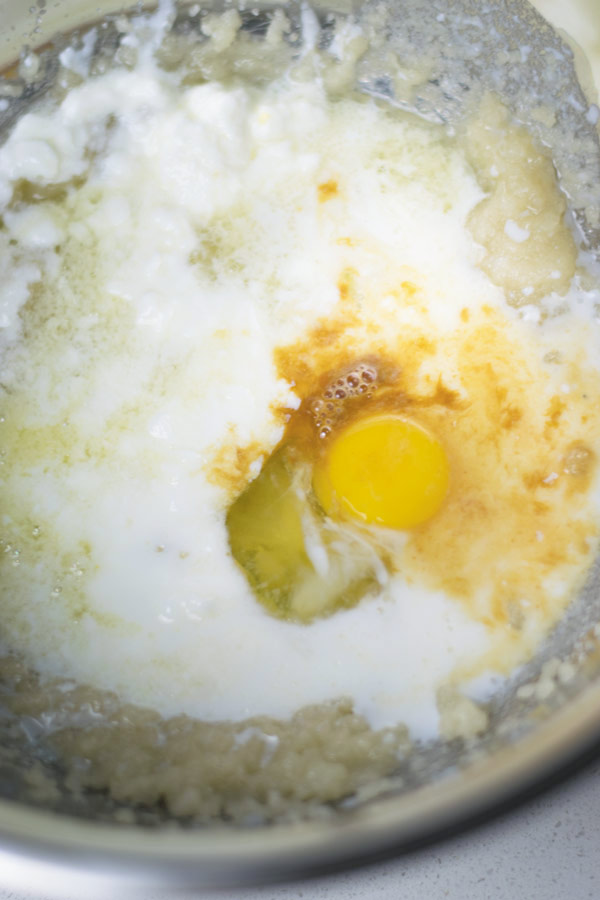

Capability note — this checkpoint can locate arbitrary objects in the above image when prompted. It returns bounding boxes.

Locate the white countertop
[0,753,598,900]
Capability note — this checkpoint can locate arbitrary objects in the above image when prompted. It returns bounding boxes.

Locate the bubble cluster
[309,363,378,439]
[563,443,594,478]
[0,538,21,568]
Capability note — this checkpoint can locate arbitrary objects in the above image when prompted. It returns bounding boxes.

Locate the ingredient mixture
[1,1,600,822]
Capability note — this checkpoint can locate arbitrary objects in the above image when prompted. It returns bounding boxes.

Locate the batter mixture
[1,0,600,821]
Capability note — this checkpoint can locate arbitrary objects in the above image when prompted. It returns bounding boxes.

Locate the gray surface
[0,756,598,899]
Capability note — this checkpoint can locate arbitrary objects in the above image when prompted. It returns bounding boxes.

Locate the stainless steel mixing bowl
[1,0,600,892]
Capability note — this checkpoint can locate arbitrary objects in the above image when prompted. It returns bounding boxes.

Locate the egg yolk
[313,414,449,529]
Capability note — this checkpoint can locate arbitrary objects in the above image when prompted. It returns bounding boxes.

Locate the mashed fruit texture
[1,2,600,821]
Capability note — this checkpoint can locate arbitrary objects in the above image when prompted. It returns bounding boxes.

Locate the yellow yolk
[313,414,449,529]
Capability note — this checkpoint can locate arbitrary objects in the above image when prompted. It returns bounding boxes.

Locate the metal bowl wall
[0,0,599,891]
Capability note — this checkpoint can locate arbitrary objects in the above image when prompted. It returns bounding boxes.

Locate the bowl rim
[0,676,599,889]
[0,0,599,889]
